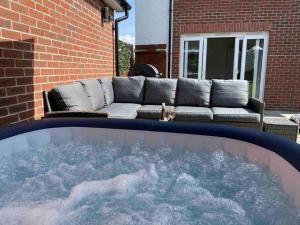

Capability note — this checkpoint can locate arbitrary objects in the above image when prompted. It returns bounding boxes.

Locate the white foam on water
[0,166,158,225]
[0,142,299,225]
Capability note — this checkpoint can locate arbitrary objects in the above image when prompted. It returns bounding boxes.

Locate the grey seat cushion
[144,78,177,105]
[175,106,213,122]
[98,103,141,119]
[137,105,175,119]
[99,77,114,106]
[176,78,211,106]
[212,107,260,123]
[211,80,249,107]
[79,79,105,110]
[113,76,145,104]
[49,82,92,111]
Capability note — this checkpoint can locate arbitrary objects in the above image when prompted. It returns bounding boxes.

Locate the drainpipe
[114,4,130,77]
[167,0,173,78]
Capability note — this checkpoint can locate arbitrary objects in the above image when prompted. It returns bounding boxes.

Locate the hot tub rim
[0,118,299,171]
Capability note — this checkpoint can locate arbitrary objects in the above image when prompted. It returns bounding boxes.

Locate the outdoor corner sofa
[43,77,265,130]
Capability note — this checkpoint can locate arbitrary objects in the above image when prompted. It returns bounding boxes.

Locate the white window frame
[179,32,269,100]
[180,36,205,79]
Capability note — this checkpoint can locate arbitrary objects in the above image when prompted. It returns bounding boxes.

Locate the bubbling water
[0,140,299,225]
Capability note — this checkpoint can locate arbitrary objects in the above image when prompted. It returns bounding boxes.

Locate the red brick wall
[172,0,300,111]
[0,0,114,126]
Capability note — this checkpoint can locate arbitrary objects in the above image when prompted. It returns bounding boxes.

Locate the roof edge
[103,0,131,12]
[119,0,131,10]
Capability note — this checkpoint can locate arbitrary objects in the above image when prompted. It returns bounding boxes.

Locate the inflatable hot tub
[0,118,300,225]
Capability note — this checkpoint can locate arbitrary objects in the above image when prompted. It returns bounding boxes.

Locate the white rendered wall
[135,0,169,45]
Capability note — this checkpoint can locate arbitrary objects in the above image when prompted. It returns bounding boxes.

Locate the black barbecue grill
[129,64,161,78]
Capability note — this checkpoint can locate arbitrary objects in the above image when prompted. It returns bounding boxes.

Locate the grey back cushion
[144,78,177,105]
[176,78,211,106]
[113,76,145,103]
[50,82,92,111]
[79,79,105,110]
[99,77,114,106]
[211,79,249,107]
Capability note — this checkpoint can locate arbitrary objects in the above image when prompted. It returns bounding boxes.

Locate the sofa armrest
[43,91,52,113]
[43,111,108,119]
[249,98,265,131]
[249,98,265,114]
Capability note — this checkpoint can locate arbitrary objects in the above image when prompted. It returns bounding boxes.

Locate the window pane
[183,41,199,78]
[188,41,199,51]
[187,52,199,78]
[206,38,235,80]
[236,39,243,80]
[244,39,264,98]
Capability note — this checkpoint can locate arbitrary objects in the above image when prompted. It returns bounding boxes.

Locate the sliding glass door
[233,37,266,99]
[180,33,268,99]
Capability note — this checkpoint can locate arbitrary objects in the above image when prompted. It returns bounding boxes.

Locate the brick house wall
[0,0,115,126]
[172,0,300,111]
